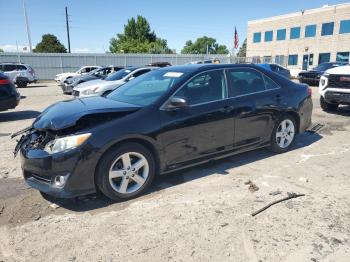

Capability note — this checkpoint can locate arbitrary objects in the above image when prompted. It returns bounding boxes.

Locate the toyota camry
[14,64,313,201]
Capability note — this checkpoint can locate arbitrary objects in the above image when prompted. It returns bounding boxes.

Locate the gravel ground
[0,82,350,262]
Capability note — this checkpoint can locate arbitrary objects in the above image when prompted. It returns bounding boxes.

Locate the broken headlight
[44,133,91,154]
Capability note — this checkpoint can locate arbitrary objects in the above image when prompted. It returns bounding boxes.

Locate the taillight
[0,79,10,85]
[29,67,35,76]
[307,86,312,97]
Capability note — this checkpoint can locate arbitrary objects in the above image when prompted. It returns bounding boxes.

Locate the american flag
[234,27,239,49]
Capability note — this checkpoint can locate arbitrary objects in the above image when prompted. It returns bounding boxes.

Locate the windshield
[105,68,135,81]
[107,70,187,106]
[313,63,339,71]
[88,68,101,76]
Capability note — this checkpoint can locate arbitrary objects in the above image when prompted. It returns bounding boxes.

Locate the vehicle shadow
[0,110,41,122]
[326,106,350,116]
[16,85,48,89]
[55,131,322,212]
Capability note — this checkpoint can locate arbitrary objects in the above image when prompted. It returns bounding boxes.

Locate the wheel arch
[284,111,300,134]
[93,136,161,186]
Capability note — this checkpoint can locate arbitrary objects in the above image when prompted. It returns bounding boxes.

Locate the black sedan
[61,66,124,94]
[298,62,347,86]
[0,72,20,111]
[14,64,313,201]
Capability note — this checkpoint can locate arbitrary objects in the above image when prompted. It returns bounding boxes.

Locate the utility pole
[22,0,32,52]
[65,6,71,53]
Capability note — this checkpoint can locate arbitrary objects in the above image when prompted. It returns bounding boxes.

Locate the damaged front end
[12,97,142,198]
[13,127,56,157]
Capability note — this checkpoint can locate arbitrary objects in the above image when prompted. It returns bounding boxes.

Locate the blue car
[257,64,291,79]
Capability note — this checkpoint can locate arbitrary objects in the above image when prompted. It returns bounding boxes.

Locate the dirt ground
[0,82,349,262]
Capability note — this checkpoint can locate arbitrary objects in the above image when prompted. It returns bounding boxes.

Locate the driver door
[159,69,235,169]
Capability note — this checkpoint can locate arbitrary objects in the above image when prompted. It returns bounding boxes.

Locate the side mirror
[128,76,135,81]
[166,97,188,109]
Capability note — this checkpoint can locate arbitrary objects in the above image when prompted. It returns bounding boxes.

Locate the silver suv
[0,63,37,88]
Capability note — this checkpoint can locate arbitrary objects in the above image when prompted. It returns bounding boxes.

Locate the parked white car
[54,66,100,85]
[0,63,37,88]
[319,65,350,111]
[72,67,158,97]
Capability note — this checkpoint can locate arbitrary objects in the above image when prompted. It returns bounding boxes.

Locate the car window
[175,70,227,105]
[228,68,266,96]
[133,69,151,78]
[16,65,27,71]
[270,64,278,71]
[105,68,135,81]
[108,70,186,106]
[3,64,17,71]
[263,75,280,90]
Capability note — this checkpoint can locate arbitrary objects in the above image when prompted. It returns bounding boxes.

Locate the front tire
[96,143,156,201]
[320,96,338,111]
[269,115,297,153]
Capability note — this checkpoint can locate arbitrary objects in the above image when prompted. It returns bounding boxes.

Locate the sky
[0,0,347,53]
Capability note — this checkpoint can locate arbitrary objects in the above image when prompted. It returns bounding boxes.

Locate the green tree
[237,38,246,57]
[181,36,229,54]
[33,34,67,53]
[109,16,173,54]
[0,48,4,53]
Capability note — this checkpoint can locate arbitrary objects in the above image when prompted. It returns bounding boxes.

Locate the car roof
[158,63,266,73]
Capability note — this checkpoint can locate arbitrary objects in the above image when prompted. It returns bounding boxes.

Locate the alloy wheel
[108,152,149,194]
[276,119,295,149]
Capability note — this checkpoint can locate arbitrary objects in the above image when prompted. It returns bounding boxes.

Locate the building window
[276,29,286,41]
[264,31,273,42]
[253,32,261,43]
[263,56,272,63]
[336,52,350,63]
[252,56,261,63]
[288,55,298,66]
[318,53,331,64]
[339,20,350,34]
[321,22,334,36]
[305,25,316,38]
[275,55,285,66]
[290,27,301,39]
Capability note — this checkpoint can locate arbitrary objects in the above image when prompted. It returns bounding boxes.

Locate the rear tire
[269,115,297,153]
[16,80,28,88]
[320,96,338,111]
[96,142,156,201]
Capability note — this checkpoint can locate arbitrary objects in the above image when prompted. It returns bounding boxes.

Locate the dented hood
[33,97,141,131]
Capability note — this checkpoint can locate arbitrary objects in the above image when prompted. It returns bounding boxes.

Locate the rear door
[159,69,235,168]
[226,67,281,149]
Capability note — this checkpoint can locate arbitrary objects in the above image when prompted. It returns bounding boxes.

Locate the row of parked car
[53,60,350,112]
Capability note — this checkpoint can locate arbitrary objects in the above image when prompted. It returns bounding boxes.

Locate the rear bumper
[298,96,313,133]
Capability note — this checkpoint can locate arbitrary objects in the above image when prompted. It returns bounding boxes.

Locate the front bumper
[324,91,350,105]
[298,76,320,85]
[20,138,97,198]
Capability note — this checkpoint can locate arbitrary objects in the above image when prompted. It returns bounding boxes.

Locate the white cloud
[0,44,30,52]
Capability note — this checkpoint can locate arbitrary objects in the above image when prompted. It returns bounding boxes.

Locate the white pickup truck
[319,65,350,111]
